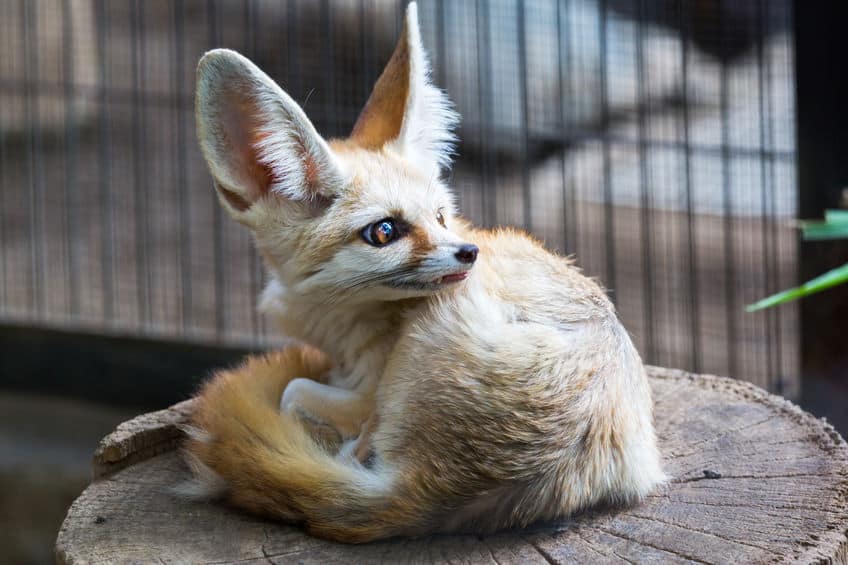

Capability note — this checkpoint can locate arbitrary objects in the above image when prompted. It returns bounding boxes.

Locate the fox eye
[436,209,446,228]
[362,218,398,246]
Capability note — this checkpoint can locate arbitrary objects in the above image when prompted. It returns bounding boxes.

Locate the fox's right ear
[195,49,344,220]
[350,3,457,180]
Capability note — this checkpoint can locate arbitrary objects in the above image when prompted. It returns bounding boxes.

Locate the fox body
[187,3,665,543]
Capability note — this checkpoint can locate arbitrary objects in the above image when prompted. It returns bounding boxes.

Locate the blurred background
[0,0,846,562]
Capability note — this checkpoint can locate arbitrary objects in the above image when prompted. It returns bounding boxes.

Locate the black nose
[455,244,479,264]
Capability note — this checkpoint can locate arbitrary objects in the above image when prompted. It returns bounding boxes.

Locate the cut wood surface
[56,367,848,564]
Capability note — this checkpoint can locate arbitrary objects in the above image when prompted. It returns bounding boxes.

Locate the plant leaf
[825,209,848,223]
[746,263,848,311]
[801,209,848,241]
[801,222,848,240]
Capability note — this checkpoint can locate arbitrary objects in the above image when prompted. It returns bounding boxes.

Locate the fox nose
[455,244,479,264]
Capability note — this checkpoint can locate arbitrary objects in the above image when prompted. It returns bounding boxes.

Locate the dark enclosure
[0,0,798,398]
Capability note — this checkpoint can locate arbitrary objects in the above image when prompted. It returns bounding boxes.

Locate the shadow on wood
[55,367,848,564]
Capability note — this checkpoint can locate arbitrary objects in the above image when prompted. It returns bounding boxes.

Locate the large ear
[350,2,458,179]
[195,49,344,218]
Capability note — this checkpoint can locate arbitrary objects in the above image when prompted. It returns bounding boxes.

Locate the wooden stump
[55,367,848,564]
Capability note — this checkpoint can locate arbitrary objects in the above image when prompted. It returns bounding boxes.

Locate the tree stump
[55,367,848,564]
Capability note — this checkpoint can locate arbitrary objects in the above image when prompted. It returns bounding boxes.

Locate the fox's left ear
[195,49,345,221]
[350,2,458,179]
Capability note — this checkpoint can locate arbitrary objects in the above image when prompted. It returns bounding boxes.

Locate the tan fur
[350,23,411,149]
[188,2,666,543]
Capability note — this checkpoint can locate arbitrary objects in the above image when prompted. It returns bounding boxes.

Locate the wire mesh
[0,0,798,395]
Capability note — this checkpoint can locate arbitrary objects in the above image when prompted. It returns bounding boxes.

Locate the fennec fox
[187,2,665,543]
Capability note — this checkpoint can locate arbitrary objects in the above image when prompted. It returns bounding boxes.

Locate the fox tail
[183,345,423,543]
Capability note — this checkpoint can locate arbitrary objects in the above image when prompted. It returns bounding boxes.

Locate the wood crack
[484,543,503,565]
[626,513,785,556]
[594,526,712,564]
[570,530,616,562]
[672,471,835,484]
[666,497,847,516]
[665,415,781,460]
[609,549,639,565]
[526,540,557,565]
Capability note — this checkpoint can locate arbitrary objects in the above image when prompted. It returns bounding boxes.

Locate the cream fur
[389,3,459,178]
[188,2,666,543]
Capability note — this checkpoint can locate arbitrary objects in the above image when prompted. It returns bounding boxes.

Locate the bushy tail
[184,346,419,543]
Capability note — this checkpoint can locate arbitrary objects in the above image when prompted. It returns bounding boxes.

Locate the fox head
[195,3,477,303]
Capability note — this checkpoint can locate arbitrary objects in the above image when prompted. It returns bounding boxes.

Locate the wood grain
[56,367,848,564]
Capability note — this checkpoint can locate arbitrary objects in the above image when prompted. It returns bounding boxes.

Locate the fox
[185,2,666,543]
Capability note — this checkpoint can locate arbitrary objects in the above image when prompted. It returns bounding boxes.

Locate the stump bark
[56,367,848,564]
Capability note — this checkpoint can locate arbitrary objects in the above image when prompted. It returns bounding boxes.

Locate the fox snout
[454,244,478,264]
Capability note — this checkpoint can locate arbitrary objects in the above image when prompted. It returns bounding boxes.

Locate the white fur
[195,49,346,211]
[174,451,228,500]
[389,3,460,179]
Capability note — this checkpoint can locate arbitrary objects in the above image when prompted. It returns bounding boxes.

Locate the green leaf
[801,223,848,240]
[801,209,848,241]
[825,209,848,223]
[746,263,848,312]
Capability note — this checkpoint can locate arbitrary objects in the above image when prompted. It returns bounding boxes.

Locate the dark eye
[362,218,397,246]
[436,209,446,228]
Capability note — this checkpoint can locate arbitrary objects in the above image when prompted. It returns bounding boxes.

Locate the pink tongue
[441,272,469,283]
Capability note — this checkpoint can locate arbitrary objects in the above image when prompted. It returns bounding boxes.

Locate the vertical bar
[393,0,403,39]
[434,0,447,89]
[321,0,337,133]
[360,0,374,107]
[433,0,455,200]
[286,0,301,101]
[432,2,457,196]
[679,0,701,372]
[598,0,616,300]
[244,0,255,54]
[61,0,80,318]
[207,0,226,340]
[516,0,532,233]
[475,0,495,228]
[719,6,738,379]
[0,0,9,313]
[555,0,568,253]
[435,2,456,192]
[767,53,783,393]
[782,1,797,390]
[558,0,577,255]
[95,0,115,324]
[245,0,263,339]
[756,0,776,390]
[131,0,151,330]
[0,33,6,312]
[173,0,192,335]
[769,2,788,390]
[636,0,656,364]
[768,3,784,392]
[22,0,45,318]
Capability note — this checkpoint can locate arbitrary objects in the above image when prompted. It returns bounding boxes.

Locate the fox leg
[352,412,379,463]
[193,345,332,415]
[281,378,373,440]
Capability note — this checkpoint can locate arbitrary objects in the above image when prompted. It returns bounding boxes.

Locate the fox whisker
[323,266,424,305]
